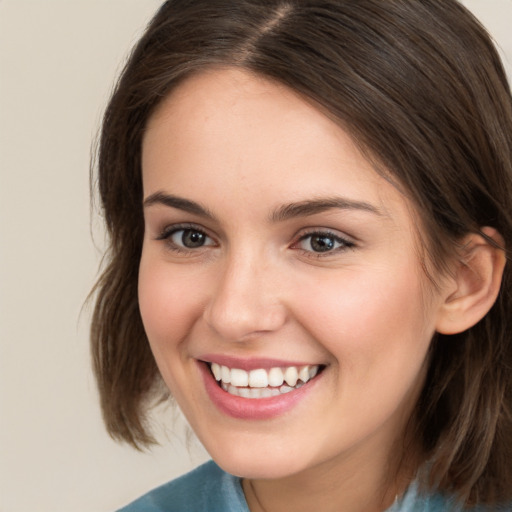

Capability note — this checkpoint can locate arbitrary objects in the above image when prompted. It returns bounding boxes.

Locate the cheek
[295,264,434,373]
[293,264,435,436]
[138,254,204,352]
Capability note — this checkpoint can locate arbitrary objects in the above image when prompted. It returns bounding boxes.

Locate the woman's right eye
[156,226,215,252]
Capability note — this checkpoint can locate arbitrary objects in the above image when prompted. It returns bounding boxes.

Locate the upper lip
[199,354,324,371]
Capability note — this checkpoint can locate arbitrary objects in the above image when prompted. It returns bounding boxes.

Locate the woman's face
[139,69,449,480]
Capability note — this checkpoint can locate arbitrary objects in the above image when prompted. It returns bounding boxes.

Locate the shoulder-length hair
[90,0,512,506]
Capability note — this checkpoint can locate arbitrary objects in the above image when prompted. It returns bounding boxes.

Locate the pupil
[311,235,334,252]
[182,230,205,248]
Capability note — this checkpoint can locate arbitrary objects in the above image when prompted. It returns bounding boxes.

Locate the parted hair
[90,0,512,506]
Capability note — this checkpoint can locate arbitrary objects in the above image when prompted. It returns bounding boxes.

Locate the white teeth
[221,365,231,384]
[298,366,310,383]
[230,368,249,387]
[211,363,221,381]
[210,362,322,398]
[249,387,273,398]
[268,367,284,387]
[284,366,299,387]
[222,382,304,399]
[249,369,268,388]
[238,387,251,398]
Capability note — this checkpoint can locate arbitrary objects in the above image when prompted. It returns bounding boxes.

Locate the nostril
[202,265,287,341]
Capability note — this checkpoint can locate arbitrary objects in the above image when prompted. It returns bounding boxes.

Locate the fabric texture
[117,461,248,512]
[117,460,511,512]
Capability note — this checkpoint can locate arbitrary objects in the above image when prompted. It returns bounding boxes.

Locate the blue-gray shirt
[117,460,511,511]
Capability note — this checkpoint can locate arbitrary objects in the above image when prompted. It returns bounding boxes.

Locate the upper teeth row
[210,363,319,388]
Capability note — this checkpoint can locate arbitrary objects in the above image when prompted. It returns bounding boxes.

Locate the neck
[242,433,420,512]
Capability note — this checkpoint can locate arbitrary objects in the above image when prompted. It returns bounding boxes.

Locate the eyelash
[292,230,355,257]
[155,223,215,254]
[155,224,355,257]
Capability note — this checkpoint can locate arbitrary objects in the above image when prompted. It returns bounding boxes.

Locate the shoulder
[116,460,249,512]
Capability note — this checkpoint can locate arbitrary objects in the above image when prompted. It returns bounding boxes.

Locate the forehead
[142,68,413,226]
[144,68,357,167]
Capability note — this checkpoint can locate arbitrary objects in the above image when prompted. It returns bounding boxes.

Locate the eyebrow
[143,191,382,222]
[143,191,216,219]
[270,197,383,222]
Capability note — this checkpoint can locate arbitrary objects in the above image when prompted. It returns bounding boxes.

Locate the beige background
[0,1,510,511]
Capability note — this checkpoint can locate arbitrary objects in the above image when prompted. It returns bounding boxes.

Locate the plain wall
[0,1,510,511]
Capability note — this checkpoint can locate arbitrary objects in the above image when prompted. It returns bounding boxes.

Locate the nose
[203,251,287,342]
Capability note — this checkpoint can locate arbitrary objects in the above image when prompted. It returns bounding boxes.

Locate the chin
[203,440,311,480]
[217,459,301,480]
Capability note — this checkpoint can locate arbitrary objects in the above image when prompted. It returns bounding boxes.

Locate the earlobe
[436,227,506,335]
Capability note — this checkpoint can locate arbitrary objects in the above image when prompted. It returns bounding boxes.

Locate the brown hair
[90,0,512,506]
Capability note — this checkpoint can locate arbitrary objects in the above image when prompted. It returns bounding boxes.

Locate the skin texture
[138,68,457,512]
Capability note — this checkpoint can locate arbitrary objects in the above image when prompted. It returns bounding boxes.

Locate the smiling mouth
[207,363,324,399]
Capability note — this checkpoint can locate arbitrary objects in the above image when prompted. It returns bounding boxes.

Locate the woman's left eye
[294,231,354,254]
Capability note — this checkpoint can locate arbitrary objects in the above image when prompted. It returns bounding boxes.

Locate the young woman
[90,1,512,510]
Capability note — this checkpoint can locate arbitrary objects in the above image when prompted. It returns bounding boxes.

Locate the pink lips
[197,359,322,420]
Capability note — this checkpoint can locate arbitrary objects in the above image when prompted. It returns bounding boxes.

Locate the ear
[436,227,506,335]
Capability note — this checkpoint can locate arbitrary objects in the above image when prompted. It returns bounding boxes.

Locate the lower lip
[198,362,321,420]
